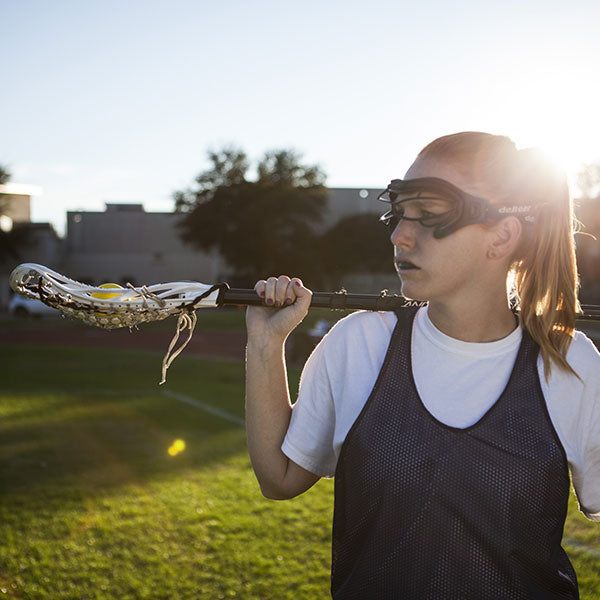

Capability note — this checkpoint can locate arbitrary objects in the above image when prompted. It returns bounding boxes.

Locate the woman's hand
[246,275,312,343]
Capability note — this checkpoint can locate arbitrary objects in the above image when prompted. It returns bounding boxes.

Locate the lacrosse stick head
[10,263,224,329]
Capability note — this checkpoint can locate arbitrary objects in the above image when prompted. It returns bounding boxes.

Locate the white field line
[4,387,245,426]
[563,537,600,558]
[160,389,245,426]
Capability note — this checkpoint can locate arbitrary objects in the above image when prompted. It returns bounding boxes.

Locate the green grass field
[1,341,599,599]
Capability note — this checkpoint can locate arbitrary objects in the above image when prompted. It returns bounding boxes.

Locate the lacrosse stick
[10,263,600,383]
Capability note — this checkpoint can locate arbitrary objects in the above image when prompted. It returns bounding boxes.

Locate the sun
[483,58,600,192]
[513,133,600,199]
[525,134,600,187]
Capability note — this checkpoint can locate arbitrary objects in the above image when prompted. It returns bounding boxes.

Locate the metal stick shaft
[219,288,426,311]
[218,288,600,320]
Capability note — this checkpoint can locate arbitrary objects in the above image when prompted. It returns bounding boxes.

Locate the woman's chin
[400,279,422,300]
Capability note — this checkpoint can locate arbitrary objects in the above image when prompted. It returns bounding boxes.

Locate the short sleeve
[564,333,600,521]
[580,379,600,521]
[281,337,337,478]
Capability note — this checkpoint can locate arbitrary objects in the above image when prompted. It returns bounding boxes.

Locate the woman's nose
[390,217,420,249]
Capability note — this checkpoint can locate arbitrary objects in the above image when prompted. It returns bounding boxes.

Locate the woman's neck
[426,297,518,343]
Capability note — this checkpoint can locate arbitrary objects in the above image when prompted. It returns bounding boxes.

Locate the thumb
[291,278,312,310]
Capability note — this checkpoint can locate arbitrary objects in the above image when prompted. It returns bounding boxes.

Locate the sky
[3,0,600,236]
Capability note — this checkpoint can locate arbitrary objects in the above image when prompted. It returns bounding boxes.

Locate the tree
[0,165,10,185]
[0,164,30,263]
[576,163,600,201]
[0,164,10,216]
[175,148,329,285]
[574,163,600,303]
[319,213,394,288]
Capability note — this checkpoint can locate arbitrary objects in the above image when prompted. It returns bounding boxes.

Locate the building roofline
[0,183,43,196]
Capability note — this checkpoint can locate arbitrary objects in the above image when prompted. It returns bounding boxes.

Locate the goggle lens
[380,196,456,231]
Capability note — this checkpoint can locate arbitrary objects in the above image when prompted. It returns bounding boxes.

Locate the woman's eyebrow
[394,191,439,201]
[413,195,451,206]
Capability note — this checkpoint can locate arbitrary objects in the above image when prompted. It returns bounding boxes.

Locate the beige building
[62,204,225,287]
[1,183,63,307]
[0,183,40,229]
[323,187,382,228]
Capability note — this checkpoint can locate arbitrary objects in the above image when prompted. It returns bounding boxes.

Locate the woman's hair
[417,132,580,379]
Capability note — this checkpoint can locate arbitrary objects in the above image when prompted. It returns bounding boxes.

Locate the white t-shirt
[282,307,600,521]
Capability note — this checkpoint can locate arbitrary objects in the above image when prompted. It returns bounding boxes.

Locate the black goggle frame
[378,177,533,239]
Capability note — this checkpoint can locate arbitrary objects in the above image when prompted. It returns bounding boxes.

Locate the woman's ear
[486,217,522,260]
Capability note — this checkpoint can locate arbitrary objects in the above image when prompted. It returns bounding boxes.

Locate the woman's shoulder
[568,329,600,370]
[543,329,600,392]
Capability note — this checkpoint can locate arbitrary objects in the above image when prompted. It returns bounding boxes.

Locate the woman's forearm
[245,336,294,498]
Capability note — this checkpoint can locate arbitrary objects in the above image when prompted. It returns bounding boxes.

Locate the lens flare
[168,439,186,456]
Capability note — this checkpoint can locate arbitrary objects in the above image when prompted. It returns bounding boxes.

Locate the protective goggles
[378,177,535,239]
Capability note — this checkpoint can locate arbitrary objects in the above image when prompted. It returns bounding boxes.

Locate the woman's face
[391,155,495,302]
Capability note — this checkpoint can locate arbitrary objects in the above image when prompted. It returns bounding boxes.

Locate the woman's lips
[395,260,420,271]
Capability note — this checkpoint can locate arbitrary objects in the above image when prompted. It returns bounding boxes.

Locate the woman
[245,132,600,599]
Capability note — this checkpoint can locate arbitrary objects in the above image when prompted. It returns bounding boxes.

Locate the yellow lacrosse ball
[91,283,124,300]
[91,283,127,320]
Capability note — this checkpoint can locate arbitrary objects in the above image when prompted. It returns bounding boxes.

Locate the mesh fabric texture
[331,308,578,599]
